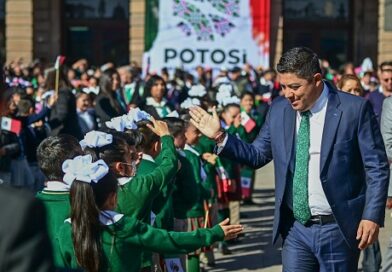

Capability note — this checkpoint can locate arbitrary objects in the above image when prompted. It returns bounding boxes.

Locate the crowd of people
[0,53,391,272]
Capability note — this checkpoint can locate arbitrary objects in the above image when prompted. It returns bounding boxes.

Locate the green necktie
[293,111,312,224]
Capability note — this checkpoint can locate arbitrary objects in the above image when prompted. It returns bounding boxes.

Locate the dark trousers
[282,220,360,272]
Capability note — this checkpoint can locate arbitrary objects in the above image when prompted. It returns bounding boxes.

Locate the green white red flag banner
[143,0,270,72]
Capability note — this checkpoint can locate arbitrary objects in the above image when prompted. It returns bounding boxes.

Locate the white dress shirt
[296,83,331,215]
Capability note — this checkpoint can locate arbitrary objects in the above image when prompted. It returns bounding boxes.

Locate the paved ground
[209,162,392,272]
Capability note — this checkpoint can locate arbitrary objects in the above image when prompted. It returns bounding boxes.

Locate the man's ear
[314,73,323,85]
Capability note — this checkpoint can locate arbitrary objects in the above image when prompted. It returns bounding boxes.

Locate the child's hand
[219,218,243,241]
[202,153,217,165]
[48,94,58,107]
[233,114,241,128]
[146,117,170,137]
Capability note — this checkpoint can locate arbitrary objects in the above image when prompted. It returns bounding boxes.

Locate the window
[283,0,352,68]
[63,0,129,65]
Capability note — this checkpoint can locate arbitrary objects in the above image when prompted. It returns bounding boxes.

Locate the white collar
[184,144,200,156]
[146,97,168,107]
[45,181,70,192]
[65,210,124,226]
[99,210,124,225]
[142,153,155,163]
[118,177,132,186]
[309,82,329,115]
[177,149,186,157]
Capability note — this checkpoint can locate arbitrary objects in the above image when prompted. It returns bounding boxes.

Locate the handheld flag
[1,117,22,135]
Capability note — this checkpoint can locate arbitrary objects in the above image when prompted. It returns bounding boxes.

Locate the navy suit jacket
[221,84,390,248]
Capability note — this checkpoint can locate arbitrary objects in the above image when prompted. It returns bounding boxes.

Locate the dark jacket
[0,185,54,272]
[48,89,82,140]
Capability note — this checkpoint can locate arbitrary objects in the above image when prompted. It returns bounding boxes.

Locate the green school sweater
[35,190,70,266]
[184,145,211,218]
[56,215,224,272]
[116,135,177,223]
[172,152,199,219]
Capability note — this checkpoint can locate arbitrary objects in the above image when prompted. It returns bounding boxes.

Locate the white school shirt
[296,83,331,215]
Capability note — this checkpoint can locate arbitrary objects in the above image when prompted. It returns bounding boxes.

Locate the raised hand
[189,106,221,139]
[146,117,170,137]
[218,218,244,241]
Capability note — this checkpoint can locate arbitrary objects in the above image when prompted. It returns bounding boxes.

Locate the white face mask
[119,161,138,177]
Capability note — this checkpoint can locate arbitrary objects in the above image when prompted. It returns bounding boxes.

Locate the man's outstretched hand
[189,106,221,139]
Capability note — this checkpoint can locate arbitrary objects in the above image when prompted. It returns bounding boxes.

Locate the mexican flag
[1,117,22,135]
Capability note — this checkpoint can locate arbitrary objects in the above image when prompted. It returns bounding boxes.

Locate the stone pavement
[208,162,392,272]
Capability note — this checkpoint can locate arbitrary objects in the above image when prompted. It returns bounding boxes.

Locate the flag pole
[55,65,60,97]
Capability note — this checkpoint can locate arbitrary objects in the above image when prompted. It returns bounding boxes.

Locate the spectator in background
[44,68,83,139]
[76,92,97,135]
[337,74,364,97]
[141,75,173,118]
[95,68,126,126]
[368,69,392,123]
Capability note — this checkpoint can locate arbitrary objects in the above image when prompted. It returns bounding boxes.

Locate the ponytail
[70,181,102,272]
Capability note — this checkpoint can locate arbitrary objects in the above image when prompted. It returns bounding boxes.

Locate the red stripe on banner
[250,0,270,55]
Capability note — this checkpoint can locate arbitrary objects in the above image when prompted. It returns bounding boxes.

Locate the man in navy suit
[190,47,390,271]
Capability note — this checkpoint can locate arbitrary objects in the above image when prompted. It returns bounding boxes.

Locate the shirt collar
[142,153,155,163]
[65,210,124,225]
[184,144,200,156]
[118,177,132,186]
[99,210,124,225]
[309,81,329,115]
[146,97,167,107]
[44,181,70,192]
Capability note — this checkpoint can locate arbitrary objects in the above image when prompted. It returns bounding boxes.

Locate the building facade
[2,0,392,69]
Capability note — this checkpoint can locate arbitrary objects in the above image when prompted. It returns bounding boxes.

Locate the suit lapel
[320,89,342,175]
[284,104,296,169]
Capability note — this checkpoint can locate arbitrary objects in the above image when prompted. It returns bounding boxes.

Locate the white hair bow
[188,84,207,97]
[105,115,137,132]
[127,108,151,123]
[167,111,180,118]
[82,86,100,95]
[62,155,109,185]
[181,98,201,109]
[79,131,113,150]
[221,96,240,106]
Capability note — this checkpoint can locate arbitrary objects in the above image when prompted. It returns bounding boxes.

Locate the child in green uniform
[35,135,84,266]
[219,103,246,251]
[182,114,213,272]
[135,120,174,271]
[56,154,243,272]
[84,119,178,271]
[240,92,265,204]
[163,116,199,270]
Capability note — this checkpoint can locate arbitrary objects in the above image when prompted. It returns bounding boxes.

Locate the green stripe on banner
[145,0,159,52]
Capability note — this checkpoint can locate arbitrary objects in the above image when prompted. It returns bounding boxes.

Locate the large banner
[143,0,270,73]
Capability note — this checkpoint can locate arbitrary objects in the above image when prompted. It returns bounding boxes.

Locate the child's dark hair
[136,120,160,153]
[37,135,84,180]
[222,103,240,113]
[240,91,255,100]
[84,135,128,169]
[70,170,118,272]
[17,97,35,116]
[162,117,185,137]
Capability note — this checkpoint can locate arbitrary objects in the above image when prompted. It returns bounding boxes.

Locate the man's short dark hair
[37,135,84,181]
[379,61,392,71]
[276,47,321,81]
